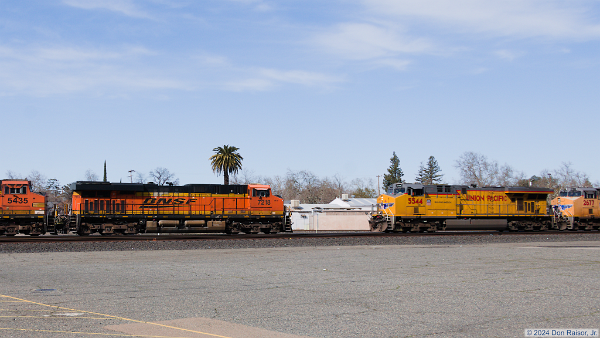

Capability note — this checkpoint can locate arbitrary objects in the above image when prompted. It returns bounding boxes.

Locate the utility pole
[376,175,381,196]
[128,170,135,183]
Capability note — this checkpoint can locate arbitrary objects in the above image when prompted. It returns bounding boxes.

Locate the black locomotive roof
[390,182,553,194]
[69,181,249,194]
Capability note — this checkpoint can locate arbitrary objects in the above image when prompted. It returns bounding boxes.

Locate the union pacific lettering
[140,197,197,208]
[466,195,508,202]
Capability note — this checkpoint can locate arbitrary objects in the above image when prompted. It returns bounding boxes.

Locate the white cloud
[194,54,230,67]
[0,44,187,96]
[363,0,600,40]
[223,0,274,12]
[224,78,274,92]
[313,23,432,60]
[62,0,152,19]
[224,68,342,92]
[375,58,411,71]
[258,68,341,86]
[494,49,522,61]
[471,67,489,74]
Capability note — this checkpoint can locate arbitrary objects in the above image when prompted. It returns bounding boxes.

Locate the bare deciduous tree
[84,169,100,181]
[5,170,48,192]
[134,172,147,184]
[230,169,267,185]
[554,162,592,189]
[149,167,179,186]
[350,178,377,198]
[5,170,22,179]
[455,151,523,187]
[455,151,498,187]
[27,170,48,192]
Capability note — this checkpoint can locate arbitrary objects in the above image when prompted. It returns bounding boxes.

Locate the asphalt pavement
[0,239,598,338]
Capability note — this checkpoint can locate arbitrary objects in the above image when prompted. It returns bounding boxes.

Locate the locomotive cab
[0,180,46,235]
[551,187,600,230]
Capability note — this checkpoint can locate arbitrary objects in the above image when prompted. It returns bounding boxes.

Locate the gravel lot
[0,232,599,253]
[0,233,598,338]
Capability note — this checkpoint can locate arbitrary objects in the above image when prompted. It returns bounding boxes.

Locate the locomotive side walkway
[0,238,598,337]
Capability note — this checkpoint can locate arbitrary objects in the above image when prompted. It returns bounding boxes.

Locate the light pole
[128,170,135,183]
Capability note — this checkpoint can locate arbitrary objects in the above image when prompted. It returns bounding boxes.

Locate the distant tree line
[382,150,597,199]
[5,147,597,206]
[230,169,377,203]
[454,151,595,197]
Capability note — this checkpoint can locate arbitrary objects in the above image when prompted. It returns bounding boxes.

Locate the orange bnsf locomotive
[0,180,47,236]
[68,181,292,235]
[369,183,555,232]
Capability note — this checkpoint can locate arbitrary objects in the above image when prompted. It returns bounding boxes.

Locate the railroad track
[0,230,597,243]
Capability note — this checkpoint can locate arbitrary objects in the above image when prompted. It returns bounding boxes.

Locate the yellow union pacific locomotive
[369,183,554,232]
[550,187,600,230]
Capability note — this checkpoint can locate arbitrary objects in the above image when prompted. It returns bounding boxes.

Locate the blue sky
[2,0,600,186]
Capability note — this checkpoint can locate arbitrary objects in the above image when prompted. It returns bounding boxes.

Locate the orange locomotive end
[0,180,46,235]
[69,181,292,235]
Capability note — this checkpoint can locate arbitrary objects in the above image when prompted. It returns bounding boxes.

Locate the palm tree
[210,145,243,185]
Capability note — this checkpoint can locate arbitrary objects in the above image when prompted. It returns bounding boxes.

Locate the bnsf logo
[140,197,197,208]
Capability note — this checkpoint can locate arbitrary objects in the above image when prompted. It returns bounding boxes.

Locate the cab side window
[253,189,270,197]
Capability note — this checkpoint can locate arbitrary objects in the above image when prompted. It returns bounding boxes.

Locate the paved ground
[0,239,598,338]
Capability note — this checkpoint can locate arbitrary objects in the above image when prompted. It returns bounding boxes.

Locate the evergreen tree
[415,156,444,184]
[383,151,403,189]
[103,160,107,182]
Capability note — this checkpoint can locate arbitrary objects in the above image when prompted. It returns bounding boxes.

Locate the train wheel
[369,219,387,232]
[77,225,91,236]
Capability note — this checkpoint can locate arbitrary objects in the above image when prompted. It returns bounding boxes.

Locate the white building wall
[291,211,370,231]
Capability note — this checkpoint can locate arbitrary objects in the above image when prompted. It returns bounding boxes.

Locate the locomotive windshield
[4,186,27,194]
[559,191,582,197]
[386,187,405,195]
